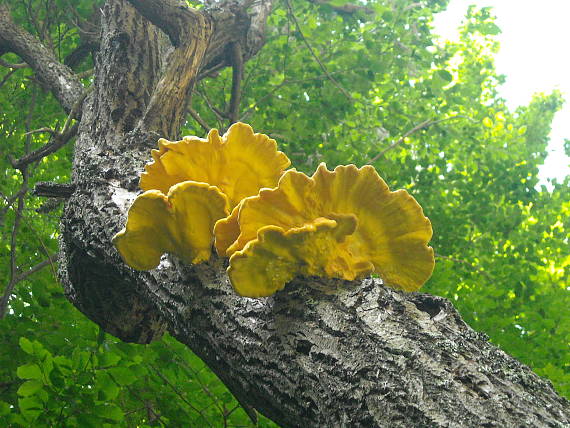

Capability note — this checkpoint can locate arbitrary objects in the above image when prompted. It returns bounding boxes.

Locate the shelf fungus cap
[217,163,434,296]
[112,181,229,270]
[228,214,375,297]
[139,122,291,209]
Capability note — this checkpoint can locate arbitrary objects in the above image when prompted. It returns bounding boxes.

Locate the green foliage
[1,0,568,426]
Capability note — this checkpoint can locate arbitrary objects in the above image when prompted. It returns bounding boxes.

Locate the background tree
[0,0,568,426]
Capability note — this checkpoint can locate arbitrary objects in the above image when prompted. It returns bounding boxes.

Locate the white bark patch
[58,75,72,91]
[110,184,137,213]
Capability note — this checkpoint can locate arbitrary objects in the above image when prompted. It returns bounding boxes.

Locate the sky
[432,0,570,184]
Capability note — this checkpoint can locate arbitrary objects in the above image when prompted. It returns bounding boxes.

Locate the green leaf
[480,22,501,35]
[16,363,43,380]
[96,371,120,400]
[95,404,124,422]
[18,397,43,421]
[19,337,34,355]
[0,401,11,416]
[436,70,453,83]
[17,380,43,397]
[107,366,137,386]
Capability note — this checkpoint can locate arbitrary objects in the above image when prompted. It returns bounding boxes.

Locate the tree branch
[0,88,36,319]
[0,67,17,90]
[33,182,76,198]
[0,4,84,112]
[13,253,58,284]
[127,0,214,137]
[228,42,243,124]
[308,0,374,14]
[367,116,473,164]
[0,57,28,69]
[285,0,352,101]
[188,107,212,133]
[127,0,201,47]
[11,122,79,171]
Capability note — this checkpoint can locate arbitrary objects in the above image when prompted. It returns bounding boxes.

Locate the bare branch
[11,122,79,171]
[149,364,216,427]
[0,3,84,112]
[11,87,88,170]
[0,67,17,90]
[196,86,225,129]
[285,0,352,101]
[188,107,212,133]
[308,0,374,14]
[13,253,59,284]
[33,182,76,198]
[0,88,36,319]
[0,57,28,69]
[228,42,243,124]
[24,127,56,136]
[366,115,473,164]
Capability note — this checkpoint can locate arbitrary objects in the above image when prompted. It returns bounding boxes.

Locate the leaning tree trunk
[2,0,568,426]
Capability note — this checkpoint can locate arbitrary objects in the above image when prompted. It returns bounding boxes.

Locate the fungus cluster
[113,123,434,297]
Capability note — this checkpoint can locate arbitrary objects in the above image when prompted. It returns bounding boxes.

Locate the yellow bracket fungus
[114,122,434,298]
[113,181,229,270]
[215,163,434,296]
[113,123,290,271]
[140,122,291,209]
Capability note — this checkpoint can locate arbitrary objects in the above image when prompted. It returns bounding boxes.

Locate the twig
[366,116,472,164]
[11,85,89,170]
[33,182,76,198]
[308,0,374,14]
[188,107,211,133]
[62,85,91,133]
[0,188,27,225]
[149,364,215,427]
[0,68,17,90]
[0,58,29,69]
[196,62,226,81]
[227,42,243,125]
[170,347,258,425]
[13,253,58,284]
[239,69,364,122]
[285,0,352,101]
[196,85,226,128]
[11,122,79,170]
[0,88,36,319]
[24,127,56,136]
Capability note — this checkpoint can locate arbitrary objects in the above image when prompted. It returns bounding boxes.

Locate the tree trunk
[2,0,569,426]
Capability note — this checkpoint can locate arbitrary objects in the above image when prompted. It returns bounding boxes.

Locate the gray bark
[0,4,84,112]
[3,0,569,426]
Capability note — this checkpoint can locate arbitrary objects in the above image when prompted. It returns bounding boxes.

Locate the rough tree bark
[2,1,569,427]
